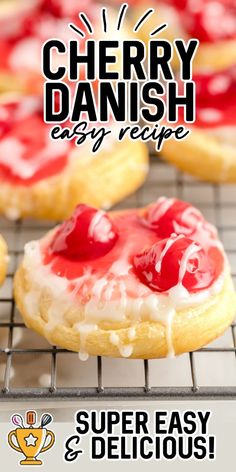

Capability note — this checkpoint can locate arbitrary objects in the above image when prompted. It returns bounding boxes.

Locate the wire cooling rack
[0,157,236,401]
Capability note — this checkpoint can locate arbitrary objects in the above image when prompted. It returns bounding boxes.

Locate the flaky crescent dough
[14,226,235,359]
[0,138,148,220]
[0,234,8,286]
[160,129,236,183]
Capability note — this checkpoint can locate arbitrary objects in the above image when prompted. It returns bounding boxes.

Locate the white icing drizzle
[150,197,175,222]
[119,344,133,358]
[104,280,116,302]
[92,278,108,299]
[75,322,98,361]
[21,200,227,359]
[109,332,133,358]
[78,351,89,362]
[110,259,132,277]
[88,211,105,239]
[155,234,183,273]
[39,373,51,387]
[178,242,201,283]
[0,133,70,180]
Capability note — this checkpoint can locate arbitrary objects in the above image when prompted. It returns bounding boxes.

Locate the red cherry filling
[133,235,223,293]
[40,0,91,18]
[176,67,236,127]
[50,204,118,260]
[145,198,213,239]
[195,67,236,107]
[165,0,236,43]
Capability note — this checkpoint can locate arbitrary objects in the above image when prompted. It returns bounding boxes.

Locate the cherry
[146,198,208,238]
[133,235,223,293]
[50,204,118,260]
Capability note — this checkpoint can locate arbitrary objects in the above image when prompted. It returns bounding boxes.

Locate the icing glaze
[164,0,236,43]
[46,198,220,285]
[20,198,227,359]
[145,197,217,239]
[0,96,71,185]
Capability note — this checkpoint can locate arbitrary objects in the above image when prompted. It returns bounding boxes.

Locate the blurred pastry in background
[14,198,235,358]
[131,0,236,71]
[0,234,8,286]
[161,67,236,182]
[0,94,148,220]
[0,0,132,94]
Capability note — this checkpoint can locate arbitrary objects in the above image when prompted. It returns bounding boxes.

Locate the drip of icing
[128,326,136,341]
[109,332,133,358]
[109,332,119,346]
[39,373,51,387]
[104,280,116,302]
[75,322,98,362]
[119,344,133,358]
[23,200,227,358]
[92,278,108,299]
[109,327,135,357]
[78,351,89,362]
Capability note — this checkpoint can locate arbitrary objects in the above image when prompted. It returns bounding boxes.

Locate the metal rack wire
[0,157,236,400]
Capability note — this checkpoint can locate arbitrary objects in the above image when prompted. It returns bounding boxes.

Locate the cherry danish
[0,94,148,220]
[14,198,235,359]
[0,0,132,93]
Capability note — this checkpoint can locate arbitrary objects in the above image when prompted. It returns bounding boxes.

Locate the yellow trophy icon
[8,411,55,466]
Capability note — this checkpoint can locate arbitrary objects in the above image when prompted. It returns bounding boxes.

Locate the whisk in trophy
[8,411,55,465]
